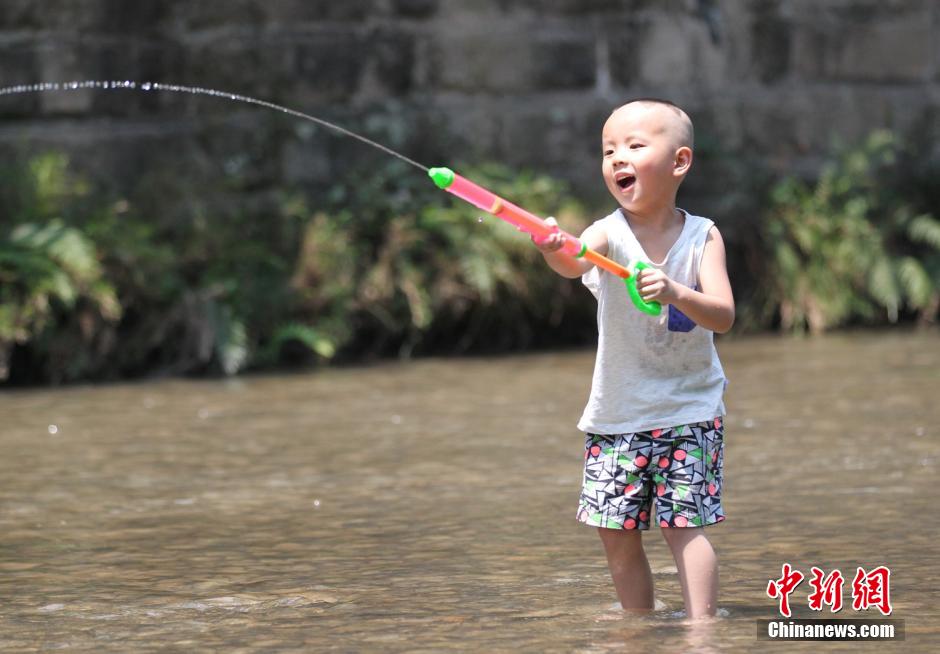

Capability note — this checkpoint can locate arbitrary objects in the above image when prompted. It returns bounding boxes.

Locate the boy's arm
[533,218,608,279]
[637,226,735,333]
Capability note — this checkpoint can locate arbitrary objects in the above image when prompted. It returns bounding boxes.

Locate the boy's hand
[637,267,681,305]
[532,217,566,253]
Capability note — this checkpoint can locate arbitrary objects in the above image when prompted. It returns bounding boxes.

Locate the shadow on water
[1,331,937,651]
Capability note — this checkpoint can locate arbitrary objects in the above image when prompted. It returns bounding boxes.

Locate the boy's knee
[597,526,643,550]
[660,525,704,547]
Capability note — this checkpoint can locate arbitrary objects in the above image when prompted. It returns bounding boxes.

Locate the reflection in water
[682,619,719,654]
[1,332,937,651]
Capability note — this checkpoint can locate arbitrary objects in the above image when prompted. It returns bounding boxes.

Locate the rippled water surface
[1,332,938,652]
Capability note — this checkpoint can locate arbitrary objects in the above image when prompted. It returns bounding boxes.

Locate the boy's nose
[611,145,630,164]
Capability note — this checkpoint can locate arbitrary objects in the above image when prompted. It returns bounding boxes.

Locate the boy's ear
[673,146,693,177]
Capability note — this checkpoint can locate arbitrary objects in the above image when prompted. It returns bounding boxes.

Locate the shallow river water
[1,331,938,652]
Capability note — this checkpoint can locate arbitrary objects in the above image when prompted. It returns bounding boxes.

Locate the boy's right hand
[532,216,566,253]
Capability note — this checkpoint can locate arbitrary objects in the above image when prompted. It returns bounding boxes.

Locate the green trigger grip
[625,261,662,316]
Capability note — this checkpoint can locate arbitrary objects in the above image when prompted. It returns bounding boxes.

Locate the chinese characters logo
[767,564,891,617]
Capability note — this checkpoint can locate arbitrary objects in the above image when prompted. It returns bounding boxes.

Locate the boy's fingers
[533,236,560,251]
[534,217,556,244]
[534,228,565,251]
[640,278,661,295]
[638,268,661,285]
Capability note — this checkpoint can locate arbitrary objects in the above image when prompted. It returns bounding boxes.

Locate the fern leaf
[908,214,940,250]
[271,323,336,359]
[868,258,900,321]
[897,257,934,308]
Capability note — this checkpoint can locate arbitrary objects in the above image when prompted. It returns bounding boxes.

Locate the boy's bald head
[609,99,694,151]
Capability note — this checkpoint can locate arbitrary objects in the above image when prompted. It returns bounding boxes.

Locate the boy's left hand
[636,267,681,305]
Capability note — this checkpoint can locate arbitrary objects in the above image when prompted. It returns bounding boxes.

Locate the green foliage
[265,323,337,361]
[7,128,937,384]
[285,160,594,361]
[0,155,120,382]
[2,152,596,383]
[757,130,940,333]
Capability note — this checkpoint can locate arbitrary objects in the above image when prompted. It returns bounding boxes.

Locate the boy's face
[601,103,692,214]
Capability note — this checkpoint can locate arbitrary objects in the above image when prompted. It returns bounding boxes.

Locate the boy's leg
[661,527,718,619]
[597,527,654,611]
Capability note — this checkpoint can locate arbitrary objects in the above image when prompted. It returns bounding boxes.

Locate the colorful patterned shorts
[577,418,725,530]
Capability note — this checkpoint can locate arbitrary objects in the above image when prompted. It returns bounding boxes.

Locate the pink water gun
[429,167,661,315]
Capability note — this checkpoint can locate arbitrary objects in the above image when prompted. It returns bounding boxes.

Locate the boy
[533,99,734,619]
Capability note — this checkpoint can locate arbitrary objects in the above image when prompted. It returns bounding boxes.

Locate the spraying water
[0,80,430,173]
[2,81,658,313]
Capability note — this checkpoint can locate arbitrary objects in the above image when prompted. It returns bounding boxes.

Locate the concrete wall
[0,0,937,222]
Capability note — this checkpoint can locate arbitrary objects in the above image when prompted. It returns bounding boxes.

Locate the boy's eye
[630,143,644,150]
[603,150,614,156]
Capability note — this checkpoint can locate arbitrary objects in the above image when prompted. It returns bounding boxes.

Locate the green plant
[282,160,595,361]
[0,155,120,382]
[758,130,940,333]
[2,150,601,383]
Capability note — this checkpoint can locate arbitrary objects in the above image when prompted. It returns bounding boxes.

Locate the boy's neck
[620,202,682,233]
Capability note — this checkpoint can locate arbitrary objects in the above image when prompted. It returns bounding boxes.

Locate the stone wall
[0,0,937,224]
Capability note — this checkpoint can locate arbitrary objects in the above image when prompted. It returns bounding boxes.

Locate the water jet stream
[0,79,430,173]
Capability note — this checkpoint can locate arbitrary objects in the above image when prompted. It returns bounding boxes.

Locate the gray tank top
[577,208,727,434]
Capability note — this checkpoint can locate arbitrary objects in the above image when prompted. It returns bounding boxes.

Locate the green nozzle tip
[429,167,455,189]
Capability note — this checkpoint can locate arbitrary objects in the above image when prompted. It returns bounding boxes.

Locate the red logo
[852,566,892,616]
[768,564,893,617]
[808,567,844,612]
[766,563,805,618]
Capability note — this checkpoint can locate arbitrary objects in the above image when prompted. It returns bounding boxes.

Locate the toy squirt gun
[428,167,662,316]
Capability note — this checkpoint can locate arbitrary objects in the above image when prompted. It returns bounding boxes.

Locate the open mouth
[615,173,636,191]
